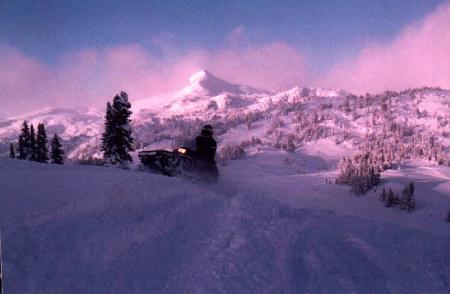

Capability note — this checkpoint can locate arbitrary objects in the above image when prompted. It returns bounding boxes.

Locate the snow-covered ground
[1,70,450,293]
[2,71,450,166]
[1,154,449,293]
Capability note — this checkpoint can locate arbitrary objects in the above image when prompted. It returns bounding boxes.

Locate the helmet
[201,124,213,137]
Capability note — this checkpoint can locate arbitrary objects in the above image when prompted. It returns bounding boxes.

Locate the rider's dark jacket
[196,130,217,162]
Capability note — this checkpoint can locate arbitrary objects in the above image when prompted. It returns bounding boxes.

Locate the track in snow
[0,160,449,293]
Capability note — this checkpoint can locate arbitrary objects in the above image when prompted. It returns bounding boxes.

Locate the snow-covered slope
[134,70,272,115]
[2,70,450,165]
[2,69,450,293]
[0,107,102,140]
[0,155,449,293]
[184,70,268,97]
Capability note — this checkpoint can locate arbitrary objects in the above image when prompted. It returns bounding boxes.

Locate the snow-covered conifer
[386,189,399,207]
[50,134,64,164]
[380,188,387,202]
[9,143,15,158]
[400,182,415,211]
[219,144,246,162]
[101,92,134,167]
[101,102,114,161]
[408,182,415,196]
[17,121,30,160]
[337,152,380,195]
[36,123,49,163]
[29,124,37,161]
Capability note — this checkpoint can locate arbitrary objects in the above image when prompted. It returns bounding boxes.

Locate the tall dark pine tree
[102,92,134,167]
[400,181,415,211]
[101,102,114,162]
[9,143,15,159]
[112,91,134,165]
[50,134,64,164]
[29,124,37,161]
[17,121,30,160]
[408,182,415,195]
[36,123,49,163]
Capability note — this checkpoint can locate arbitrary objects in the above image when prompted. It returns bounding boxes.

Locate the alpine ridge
[1,71,450,164]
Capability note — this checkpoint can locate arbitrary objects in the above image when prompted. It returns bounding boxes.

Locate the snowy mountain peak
[184,69,269,97]
[132,70,269,115]
[188,70,214,85]
[187,69,243,96]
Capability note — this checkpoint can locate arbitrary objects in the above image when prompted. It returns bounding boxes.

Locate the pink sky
[0,3,449,117]
[320,3,450,94]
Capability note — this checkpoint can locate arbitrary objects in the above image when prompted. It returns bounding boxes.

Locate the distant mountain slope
[0,107,102,140]
[133,70,272,115]
[1,70,450,164]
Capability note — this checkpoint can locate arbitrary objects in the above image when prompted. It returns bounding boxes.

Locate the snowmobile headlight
[177,148,187,154]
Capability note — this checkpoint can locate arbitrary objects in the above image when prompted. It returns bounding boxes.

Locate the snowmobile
[138,147,218,181]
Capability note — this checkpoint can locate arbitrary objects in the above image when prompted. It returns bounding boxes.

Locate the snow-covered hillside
[0,107,104,160]
[0,154,449,293]
[134,70,271,114]
[2,71,450,292]
[1,70,450,165]
[0,107,102,140]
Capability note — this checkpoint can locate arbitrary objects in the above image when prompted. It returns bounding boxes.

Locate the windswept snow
[0,157,449,293]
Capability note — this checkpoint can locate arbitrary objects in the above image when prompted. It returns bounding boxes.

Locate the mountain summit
[132,70,269,113]
[147,70,271,114]
[185,70,268,97]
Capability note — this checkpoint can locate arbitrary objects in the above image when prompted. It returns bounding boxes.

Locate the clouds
[320,3,450,94]
[0,47,52,115]
[0,39,308,117]
[203,42,308,91]
[0,45,190,117]
[0,3,449,117]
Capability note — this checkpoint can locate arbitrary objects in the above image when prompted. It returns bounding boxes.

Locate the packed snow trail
[0,159,449,293]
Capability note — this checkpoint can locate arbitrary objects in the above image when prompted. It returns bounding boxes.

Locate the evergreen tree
[101,102,114,162]
[9,143,15,159]
[386,189,393,207]
[36,123,49,163]
[380,188,387,202]
[400,186,410,210]
[17,121,30,160]
[29,124,37,161]
[386,189,399,207]
[400,182,415,211]
[408,181,415,195]
[101,92,134,167]
[50,134,64,164]
[337,152,380,195]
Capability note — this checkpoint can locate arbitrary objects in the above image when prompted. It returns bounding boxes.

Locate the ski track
[163,180,450,294]
[0,160,449,293]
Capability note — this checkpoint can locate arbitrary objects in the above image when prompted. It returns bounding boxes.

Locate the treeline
[380,182,415,211]
[132,87,450,162]
[336,152,381,195]
[10,121,64,164]
[8,91,135,168]
[336,152,420,212]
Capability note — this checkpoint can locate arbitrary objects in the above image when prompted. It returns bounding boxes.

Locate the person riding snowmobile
[195,125,218,179]
[138,125,219,180]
